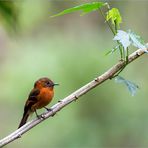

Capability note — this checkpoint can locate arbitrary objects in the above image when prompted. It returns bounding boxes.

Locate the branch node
[136,51,141,56]
[46,108,56,117]
[17,134,22,138]
[51,111,56,117]
[58,100,63,103]
[109,75,114,79]
[41,114,46,119]
[94,77,99,82]
[119,59,124,62]
[74,95,78,101]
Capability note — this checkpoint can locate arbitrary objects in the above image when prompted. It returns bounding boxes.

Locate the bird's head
[34,77,59,89]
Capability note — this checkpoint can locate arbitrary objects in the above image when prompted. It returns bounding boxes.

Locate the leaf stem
[99,8,116,35]
[111,63,126,78]
[126,47,129,64]
[99,8,124,60]
[114,20,124,59]
[114,20,118,33]
[118,42,123,59]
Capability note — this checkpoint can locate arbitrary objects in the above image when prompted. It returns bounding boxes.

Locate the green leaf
[105,45,119,55]
[113,30,148,53]
[0,2,18,33]
[115,76,139,96]
[128,30,148,51]
[51,2,106,17]
[113,30,130,51]
[106,8,122,27]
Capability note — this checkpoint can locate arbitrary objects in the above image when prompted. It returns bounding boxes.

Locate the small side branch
[0,47,147,147]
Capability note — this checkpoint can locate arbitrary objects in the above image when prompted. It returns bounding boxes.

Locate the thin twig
[99,8,116,35]
[0,47,147,148]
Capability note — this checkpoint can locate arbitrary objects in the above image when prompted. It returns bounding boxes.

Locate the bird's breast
[35,88,54,109]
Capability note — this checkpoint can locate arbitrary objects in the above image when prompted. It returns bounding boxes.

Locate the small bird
[18,77,58,128]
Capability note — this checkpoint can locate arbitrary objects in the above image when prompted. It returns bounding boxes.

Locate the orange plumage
[18,77,58,128]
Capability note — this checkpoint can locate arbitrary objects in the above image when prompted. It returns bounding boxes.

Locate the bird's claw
[44,107,52,111]
[44,107,56,117]
[36,114,46,119]
[41,114,46,119]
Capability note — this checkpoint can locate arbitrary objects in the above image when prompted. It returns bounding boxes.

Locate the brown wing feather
[25,88,40,110]
[18,89,40,128]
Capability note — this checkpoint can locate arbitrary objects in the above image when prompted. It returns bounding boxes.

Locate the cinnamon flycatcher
[18,77,58,128]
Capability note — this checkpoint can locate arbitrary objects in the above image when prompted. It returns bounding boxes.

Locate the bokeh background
[0,1,148,148]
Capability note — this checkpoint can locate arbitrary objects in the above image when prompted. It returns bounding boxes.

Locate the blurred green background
[0,1,148,148]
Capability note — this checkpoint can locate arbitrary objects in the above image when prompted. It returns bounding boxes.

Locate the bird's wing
[18,88,40,128]
[28,88,40,101]
[24,88,40,112]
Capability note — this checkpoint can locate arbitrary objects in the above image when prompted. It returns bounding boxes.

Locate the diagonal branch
[0,47,147,147]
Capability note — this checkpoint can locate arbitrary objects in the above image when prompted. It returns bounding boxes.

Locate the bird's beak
[54,83,59,86]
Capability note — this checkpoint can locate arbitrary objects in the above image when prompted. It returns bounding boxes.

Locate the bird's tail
[18,111,30,128]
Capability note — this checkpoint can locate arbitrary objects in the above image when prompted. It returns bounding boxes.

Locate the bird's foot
[44,107,52,111]
[41,114,46,119]
[44,107,56,117]
[36,114,46,119]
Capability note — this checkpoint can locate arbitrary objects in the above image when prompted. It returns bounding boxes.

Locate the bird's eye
[46,81,50,85]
